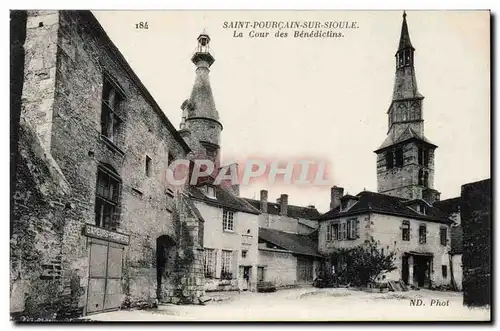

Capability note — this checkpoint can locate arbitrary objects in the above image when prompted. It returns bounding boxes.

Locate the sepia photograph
[9,9,491,322]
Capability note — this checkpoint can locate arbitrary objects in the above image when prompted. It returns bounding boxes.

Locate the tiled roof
[450,225,463,254]
[258,227,321,257]
[243,198,321,220]
[189,186,260,214]
[376,126,436,152]
[434,197,461,216]
[318,191,452,224]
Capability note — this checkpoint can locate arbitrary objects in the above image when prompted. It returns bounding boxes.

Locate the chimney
[279,194,288,216]
[260,190,268,213]
[330,186,344,210]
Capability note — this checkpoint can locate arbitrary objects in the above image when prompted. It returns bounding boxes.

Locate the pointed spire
[398,10,414,51]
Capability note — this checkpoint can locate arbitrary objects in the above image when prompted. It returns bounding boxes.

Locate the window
[221,250,232,280]
[423,149,429,167]
[145,155,152,177]
[348,218,359,239]
[222,209,234,231]
[241,250,248,258]
[402,221,410,241]
[339,222,347,240]
[333,224,339,240]
[419,170,429,188]
[327,223,339,241]
[101,78,123,143]
[418,146,430,167]
[326,223,333,241]
[40,263,62,280]
[95,165,121,230]
[442,265,448,278]
[257,267,265,282]
[204,249,216,278]
[419,225,427,244]
[386,151,394,169]
[206,146,217,159]
[440,227,447,246]
[421,205,427,215]
[394,148,404,167]
[207,186,216,198]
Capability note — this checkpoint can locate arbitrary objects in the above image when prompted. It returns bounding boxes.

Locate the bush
[324,239,397,288]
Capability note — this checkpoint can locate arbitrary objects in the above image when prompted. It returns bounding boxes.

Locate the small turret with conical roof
[180,31,223,168]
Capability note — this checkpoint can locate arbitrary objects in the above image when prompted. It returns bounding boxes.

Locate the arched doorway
[156,235,176,300]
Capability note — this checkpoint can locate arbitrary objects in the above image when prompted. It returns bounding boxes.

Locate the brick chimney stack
[330,186,344,210]
[260,190,268,213]
[279,194,288,216]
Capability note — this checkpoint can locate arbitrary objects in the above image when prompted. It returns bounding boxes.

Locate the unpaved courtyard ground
[86,287,490,322]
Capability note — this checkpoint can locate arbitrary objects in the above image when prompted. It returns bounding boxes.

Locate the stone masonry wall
[377,141,435,200]
[11,10,202,318]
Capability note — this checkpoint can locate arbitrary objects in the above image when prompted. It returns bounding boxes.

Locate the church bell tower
[374,12,440,204]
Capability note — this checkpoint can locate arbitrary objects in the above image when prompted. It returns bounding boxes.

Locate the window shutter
[346,221,351,240]
[215,249,222,279]
[232,250,239,279]
[355,219,360,239]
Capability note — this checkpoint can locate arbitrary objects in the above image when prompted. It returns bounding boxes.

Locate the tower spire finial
[398,10,414,52]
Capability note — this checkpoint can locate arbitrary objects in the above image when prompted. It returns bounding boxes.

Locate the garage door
[86,240,125,314]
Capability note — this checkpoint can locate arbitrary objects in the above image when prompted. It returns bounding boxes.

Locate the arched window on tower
[418,169,424,186]
[405,50,412,66]
[386,151,394,170]
[395,148,404,167]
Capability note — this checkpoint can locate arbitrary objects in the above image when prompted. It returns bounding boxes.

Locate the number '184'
[136,22,149,29]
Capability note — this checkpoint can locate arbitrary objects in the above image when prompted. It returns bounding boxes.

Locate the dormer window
[207,186,216,198]
[414,203,427,215]
[420,205,427,215]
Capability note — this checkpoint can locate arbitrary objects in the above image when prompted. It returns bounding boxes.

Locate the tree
[329,239,397,287]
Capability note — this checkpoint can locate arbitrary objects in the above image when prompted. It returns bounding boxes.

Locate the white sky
[93,10,490,212]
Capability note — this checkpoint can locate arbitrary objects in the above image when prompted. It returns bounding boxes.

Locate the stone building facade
[191,186,260,292]
[318,189,453,288]
[434,179,491,298]
[244,191,322,287]
[10,10,204,318]
[317,13,454,289]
